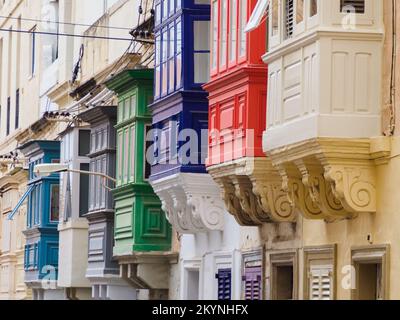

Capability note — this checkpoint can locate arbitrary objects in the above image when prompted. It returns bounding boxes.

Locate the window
[163,0,168,20]
[144,125,152,180]
[211,0,218,69]
[219,0,227,67]
[341,0,365,14]
[130,126,135,181]
[29,27,36,77]
[352,245,389,300]
[155,18,182,98]
[79,163,89,217]
[176,19,182,88]
[284,0,294,39]
[155,33,161,97]
[161,28,168,96]
[296,0,304,23]
[79,130,91,156]
[193,21,210,83]
[271,0,279,36]
[269,251,298,300]
[15,89,19,129]
[6,96,10,136]
[310,0,318,17]
[238,0,248,57]
[123,128,130,183]
[229,0,237,62]
[274,265,293,299]
[304,245,336,300]
[50,184,60,222]
[186,270,200,300]
[168,24,175,93]
[216,269,232,300]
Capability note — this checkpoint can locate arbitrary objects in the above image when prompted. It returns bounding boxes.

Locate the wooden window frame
[351,244,390,300]
[303,244,337,300]
[266,249,298,300]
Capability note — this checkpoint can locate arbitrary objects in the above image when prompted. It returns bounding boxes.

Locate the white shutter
[309,265,333,300]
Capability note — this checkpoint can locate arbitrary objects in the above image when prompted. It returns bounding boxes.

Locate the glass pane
[176,20,182,54]
[229,0,237,62]
[156,66,161,97]
[155,3,161,24]
[169,59,175,91]
[50,185,60,222]
[79,163,89,217]
[124,129,129,183]
[169,25,175,57]
[212,0,218,69]
[194,53,210,83]
[130,126,135,181]
[220,0,227,66]
[117,132,123,183]
[194,21,210,51]
[163,0,168,20]
[239,0,247,57]
[169,0,175,13]
[310,0,318,17]
[162,62,168,95]
[130,95,136,117]
[162,29,168,63]
[296,0,304,24]
[176,53,182,88]
[79,130,90,157]
[272,0,279,36]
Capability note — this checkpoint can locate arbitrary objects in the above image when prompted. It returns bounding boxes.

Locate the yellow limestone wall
[302,137,400,299]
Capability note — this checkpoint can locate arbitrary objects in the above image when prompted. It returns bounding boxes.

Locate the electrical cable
[0,14,132,31]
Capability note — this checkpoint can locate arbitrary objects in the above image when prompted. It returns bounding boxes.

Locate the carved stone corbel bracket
[295,160,352,220]
[267,138,391,220]
[151,173,225,234]
[208,158,298,225]
[248,159,297,222]
[277,165,326,220]
[323,165,376,214]
[216,176,256,226]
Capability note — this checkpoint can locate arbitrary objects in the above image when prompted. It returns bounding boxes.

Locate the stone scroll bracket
[151,173,225,234]
[267,138,391,221]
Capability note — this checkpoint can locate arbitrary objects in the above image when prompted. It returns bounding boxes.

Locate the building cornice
[263,29,384,64]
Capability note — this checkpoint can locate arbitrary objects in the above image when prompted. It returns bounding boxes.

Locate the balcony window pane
[163,0,168,20]
[194,20,210,83]
[50,185,60,222]
[219,0,227,66]
[296,0,304,24]
[211,0,218,69]
[229,0,237,62]
[194,53,210,83]
[310,0,318,17]
[238,0,247,57]
[341,0,365,14]
[272,0,279,36]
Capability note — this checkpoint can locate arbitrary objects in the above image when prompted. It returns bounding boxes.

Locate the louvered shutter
[216,269,232,300]
[341,0,365,14]
[309,265,333,300]
[285,0,294,39]
[243,266,262,300]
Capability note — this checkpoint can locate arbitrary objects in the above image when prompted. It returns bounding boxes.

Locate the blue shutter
[216,268,232,300]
